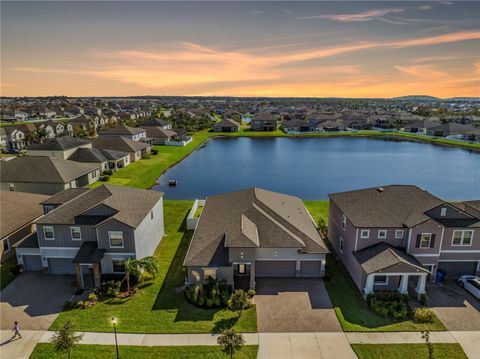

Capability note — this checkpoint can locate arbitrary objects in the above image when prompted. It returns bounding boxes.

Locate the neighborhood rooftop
[28,136,90,151]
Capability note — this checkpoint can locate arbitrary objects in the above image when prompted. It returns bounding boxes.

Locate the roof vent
[377,187,385,193]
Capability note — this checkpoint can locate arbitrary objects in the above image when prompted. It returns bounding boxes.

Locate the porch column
[415,274,427,296]
[364,274,375,297]
[75,263,84,290]
[295,259,301,277]
[93,263,101,288]
[398,274,409,294]
[249,262,255,289]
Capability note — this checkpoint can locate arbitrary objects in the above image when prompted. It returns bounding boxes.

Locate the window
[70,227,81,241]
[203,268,216,280]
[360,230,370,239]
[341,215,346,231]
[9,183,15,192]
[378,230,387,239]
[452,230,473,246]
[238,264,246,274]
[112,259,125,273]
[420,233,432,248]
[339,237,344,253]
[3,239,10,253]
[374,275,388,285]
[43,226,54,240]
[395,229,405,239]
[108,231,124,248]
[440,207,447,217]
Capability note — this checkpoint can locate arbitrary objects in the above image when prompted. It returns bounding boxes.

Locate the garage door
[255,260,296,277]
[23,255,43,271]
[300,261,322,277]
[48,258,75,274]
[438,261,478,280]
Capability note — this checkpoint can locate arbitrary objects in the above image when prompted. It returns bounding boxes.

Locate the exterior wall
[1,224,34,263]
[134,197,164,259]
[408,220,443,255]
[37,224,96,248]
[355,228,405,251]
[96,219,136,253]
[86,169,100,185]
[1,182,68,195]
[441,227,480,251]
[187,266,234,284]
[186,199,205,230]
[101,252,135,273]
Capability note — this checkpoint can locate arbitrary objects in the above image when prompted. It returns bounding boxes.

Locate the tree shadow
[151,208,217,322]
[211,316,238,334]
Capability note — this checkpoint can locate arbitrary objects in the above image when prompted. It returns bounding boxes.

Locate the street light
[111,317,119,359]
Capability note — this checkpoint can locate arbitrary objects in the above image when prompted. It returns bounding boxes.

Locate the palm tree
[123,256,160,291]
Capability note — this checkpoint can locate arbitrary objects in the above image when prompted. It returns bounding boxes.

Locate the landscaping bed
[50,200,257,334]
[0,256,20,290]
[351,343,468,359]
[30,343,259,359]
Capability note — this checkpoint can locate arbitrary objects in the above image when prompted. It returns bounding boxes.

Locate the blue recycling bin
[435,269,446,284]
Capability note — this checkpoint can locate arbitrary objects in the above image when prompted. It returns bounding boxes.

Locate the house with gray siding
[184,188,329,289]
[328,185,480,298]
[14,185,164,289]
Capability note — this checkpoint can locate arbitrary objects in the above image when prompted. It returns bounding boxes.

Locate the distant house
[328,185,480,298]
[223,110,242,123]
[0,156,100,195]
[92,136,150,162]
[251,112,278,131]
[141,118,172,129]
[4,124,37,150]
[404,120,438,134]
[0,128,7,148]
[140,126,181,145]
[212,118,240,132]
[68,148,130,172]
[14,184,165,289]
[184,188,329,289]
[98,125,147,142]
[28,136,92,159]
[1,191,49,263]
[281,118,312,133]
[426,123,479,141]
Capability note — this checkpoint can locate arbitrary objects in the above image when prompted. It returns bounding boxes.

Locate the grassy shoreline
[93,128,479,191]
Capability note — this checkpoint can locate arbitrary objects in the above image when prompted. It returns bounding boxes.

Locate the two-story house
[250,112,278,131]
[14,185,164,289]
[328,185,480,298]
[98,125,147,142]
[28,136,92,159]
[184,188,329,289]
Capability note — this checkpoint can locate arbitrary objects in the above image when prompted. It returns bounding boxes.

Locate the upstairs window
[378,230,387,239]
[70,227,82,241]
[109,231,124,248]
[341,215,346,231]
[395,230,405,239]
[440,207,447,217]
[452,230,473,246]
[43,226,55,240]
[420,233,432,248]
[360,230,370,239]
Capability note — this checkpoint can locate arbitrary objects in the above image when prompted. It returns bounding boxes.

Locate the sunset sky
[1,1,479,98]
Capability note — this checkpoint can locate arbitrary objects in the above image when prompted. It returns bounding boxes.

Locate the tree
[50,321,83,359]
[228,289,250,317]
[217,329,245,359]
[317,218,328,239]
[421,331,434,359]
[123,256,160,291]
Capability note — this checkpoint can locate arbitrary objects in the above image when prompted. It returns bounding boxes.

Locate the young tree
[228,289,250,317]
[123,256,160,291]
[421,331,434,359]
[217,329,245,359]
[50,321,83,359]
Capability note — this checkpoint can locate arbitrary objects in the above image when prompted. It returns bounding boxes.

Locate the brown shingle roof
[184,188,328,267]
[140,126,177,139]
[92,136,149,153]
[1,190,49,238]
[329,185,444,228]
[99,125,146,136]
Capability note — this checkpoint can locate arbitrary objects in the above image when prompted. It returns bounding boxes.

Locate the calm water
[153,137,480,200]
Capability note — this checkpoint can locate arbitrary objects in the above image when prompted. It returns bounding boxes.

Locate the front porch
[72,242,105,290]
[233,262,255,290]
[363,272,427,299]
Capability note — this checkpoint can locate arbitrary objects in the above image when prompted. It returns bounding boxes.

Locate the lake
[153,137,480,200]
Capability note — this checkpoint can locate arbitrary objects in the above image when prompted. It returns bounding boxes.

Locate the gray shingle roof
[213,118,240,128]
[140,126,177,139]
[0,156,99,184]
[36,184,163,229]
[72,242,105,264]
[41,188,90,206]
[329,185,444,228]
[28,136,90,151]
[184,188,328,267]
[68,148,128,163]
[92,136,149,153]
[99,125,146,136]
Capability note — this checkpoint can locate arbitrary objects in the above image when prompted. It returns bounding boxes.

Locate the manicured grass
[351,343,468,359]
[303,201,446,332]
[30,343,259,359]
[0,256,18,291]
[50,200,257,334]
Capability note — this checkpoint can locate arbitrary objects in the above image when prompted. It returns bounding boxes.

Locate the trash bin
[435,269,446,284]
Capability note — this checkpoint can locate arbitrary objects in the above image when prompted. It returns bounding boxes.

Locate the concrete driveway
[0,272,75,330]
[427,280,480,331]
[254,278,342,333]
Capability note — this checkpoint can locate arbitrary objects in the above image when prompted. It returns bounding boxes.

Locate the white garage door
[48,258,75,274]
[255,260,296,277]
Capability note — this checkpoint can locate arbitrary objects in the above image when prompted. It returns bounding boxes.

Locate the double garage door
[438,261,478,280]
[48,258,76,274]
[255,260,322,277]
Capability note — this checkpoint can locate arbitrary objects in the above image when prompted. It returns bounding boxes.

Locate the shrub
[143,154,151,159]
[228,289,250,317]
[185,279,232,309]
[88,293,97,302]
[151,148,158,155]
[419,294,428,306]
[99,175,110,182]
[247,289,256,298]
[367,291,410,319]
[414,308,435,323]
[63,301,78,310]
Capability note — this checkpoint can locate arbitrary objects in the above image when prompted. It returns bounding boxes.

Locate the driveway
[254,278,342,333]
[0,272,75,330]
[427,280,480,331]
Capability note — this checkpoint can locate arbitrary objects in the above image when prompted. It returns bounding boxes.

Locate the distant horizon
[1,1,479,97]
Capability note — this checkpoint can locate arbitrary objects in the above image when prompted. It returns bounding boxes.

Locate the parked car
[457,275,480,300]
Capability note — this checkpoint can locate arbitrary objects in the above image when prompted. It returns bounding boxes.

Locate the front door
[234,263,250,290]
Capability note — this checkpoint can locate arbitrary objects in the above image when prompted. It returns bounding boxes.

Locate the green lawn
[351,343,468,359]
[30,344,259,359]
[0,256,18,291]
[50,200,257,334]
[303,201,446,332]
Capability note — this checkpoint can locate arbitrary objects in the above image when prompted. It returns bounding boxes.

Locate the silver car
[457,275,480,300]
